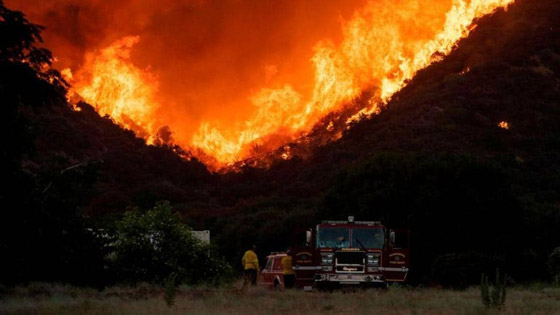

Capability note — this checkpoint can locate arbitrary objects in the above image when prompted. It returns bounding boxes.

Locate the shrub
[480,269,508,310]
[164,273,177,307]
[109,201,232,285]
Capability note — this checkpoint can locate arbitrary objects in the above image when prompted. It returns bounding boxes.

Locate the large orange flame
[66,36,161,142]
[190,0,515,165]
[26,0,515,168]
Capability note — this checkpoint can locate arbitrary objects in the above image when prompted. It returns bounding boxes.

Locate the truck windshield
[353,228,385,249]
[317,227,350,248]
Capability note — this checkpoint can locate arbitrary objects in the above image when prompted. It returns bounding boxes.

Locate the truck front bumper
[315,273,385,284]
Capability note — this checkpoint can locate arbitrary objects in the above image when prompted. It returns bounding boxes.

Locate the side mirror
[306,230,312,245]
[390,231,396,246]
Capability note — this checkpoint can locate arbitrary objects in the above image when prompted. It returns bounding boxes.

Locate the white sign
[192,230,210,244]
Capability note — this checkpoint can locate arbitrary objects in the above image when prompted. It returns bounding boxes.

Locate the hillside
[327,0,560,166]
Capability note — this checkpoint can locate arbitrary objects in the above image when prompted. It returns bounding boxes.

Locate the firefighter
[242,245,259,286]
[281,250,296,289]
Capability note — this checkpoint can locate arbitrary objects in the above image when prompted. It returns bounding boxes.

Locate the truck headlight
[321,252,334,265]
[367,253,381,266]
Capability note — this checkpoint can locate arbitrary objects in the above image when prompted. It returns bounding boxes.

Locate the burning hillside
[6,0,515,169]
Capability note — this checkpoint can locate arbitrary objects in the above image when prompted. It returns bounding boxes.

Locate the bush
[109,201,231,285]
[480,269,508,310]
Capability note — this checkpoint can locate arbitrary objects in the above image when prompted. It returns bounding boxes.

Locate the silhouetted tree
[0,1,67,91]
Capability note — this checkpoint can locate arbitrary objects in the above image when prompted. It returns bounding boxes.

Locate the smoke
[5,0,366,145]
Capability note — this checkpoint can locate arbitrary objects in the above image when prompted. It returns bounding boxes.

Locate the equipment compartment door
[292,247,315,288]
[384,229,410,282]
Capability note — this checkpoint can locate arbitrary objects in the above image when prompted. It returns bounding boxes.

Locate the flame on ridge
[63,0,515,168]
[66,36,161,142]
[191,0,515,165]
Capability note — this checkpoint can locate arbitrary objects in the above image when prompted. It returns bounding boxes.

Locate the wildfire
[498,121,510,129]
[54,0,514,168]
[191,0,515,165]
[192,85,304,161]
[67,36,161,142]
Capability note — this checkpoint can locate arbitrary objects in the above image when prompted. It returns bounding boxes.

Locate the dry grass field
[1,282,559,314]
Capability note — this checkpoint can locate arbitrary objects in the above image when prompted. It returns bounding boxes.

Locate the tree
[0,1,67,91]
[0,2,103,286]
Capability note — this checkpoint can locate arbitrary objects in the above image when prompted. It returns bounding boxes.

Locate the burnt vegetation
[1,0,560,288]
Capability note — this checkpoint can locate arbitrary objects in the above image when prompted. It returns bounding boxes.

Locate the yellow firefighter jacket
[242,250,259,271]
[281,255,295,275]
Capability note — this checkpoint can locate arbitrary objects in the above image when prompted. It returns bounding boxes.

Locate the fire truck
[291,216,410,289]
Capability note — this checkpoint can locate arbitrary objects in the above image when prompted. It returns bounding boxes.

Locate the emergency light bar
[321,218,382,225]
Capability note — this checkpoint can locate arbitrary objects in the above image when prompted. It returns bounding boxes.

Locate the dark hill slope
[209,0,560,220]
[211,0,560,208]
[22,101,211,215]
[0,1,211,283]
[207,0,560,285]
[310,0,560,226]
[331,0,560,168]
[3,82,211,217]
[0,5,210,219]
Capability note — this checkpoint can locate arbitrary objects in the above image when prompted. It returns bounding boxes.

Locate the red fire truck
[291,216,410,289]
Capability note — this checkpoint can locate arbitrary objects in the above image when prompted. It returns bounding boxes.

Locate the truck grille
[336,265,365,272]
[335,251,365,265]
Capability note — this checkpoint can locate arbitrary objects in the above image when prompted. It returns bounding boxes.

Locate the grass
[1,282,559,314]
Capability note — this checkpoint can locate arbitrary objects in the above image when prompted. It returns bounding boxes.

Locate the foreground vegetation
[1,283,559,314]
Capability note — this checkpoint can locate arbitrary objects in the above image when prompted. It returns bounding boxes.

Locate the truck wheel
[274,279,280,289]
